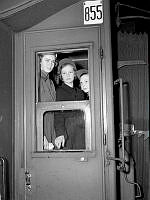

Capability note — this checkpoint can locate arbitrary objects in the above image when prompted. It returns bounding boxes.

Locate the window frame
[32,43,96,158]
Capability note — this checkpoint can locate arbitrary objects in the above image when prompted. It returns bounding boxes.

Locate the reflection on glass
[36,106,91,151]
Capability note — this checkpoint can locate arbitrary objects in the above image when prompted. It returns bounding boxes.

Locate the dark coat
[54,83,85,149]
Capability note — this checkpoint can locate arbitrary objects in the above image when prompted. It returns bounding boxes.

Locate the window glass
[35,48,91,152]
[36,108,91,151]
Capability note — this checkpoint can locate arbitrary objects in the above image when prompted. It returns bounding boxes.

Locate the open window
[35,47,92,152]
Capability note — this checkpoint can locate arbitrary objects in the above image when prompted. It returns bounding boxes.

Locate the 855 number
[85,5,102,22]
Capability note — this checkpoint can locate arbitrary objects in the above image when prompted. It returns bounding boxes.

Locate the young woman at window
[54,58,85,150]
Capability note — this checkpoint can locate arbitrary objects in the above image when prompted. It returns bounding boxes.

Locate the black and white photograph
[0,0,149,200]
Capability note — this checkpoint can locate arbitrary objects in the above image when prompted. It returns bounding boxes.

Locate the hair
[80,72,88,79]
[39,52,57,62]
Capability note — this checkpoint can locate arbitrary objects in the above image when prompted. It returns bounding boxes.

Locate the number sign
[83,0,103,25]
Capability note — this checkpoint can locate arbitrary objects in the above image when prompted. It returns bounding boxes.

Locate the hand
[48,142,54,150]
[44,136,54,150]
[44,136,49,149]
[55,135,65,149]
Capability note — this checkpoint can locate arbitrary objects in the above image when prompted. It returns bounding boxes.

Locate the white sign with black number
[83,0,103,25]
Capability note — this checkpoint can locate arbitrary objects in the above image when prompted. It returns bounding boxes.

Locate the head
[77,69,89,94]
[58,58,77,86]
[40,53,57,73]
[80,73,89,94]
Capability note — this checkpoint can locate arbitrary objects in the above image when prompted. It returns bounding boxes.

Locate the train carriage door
[24,27,104,200]
[24,28,102,200]
[15,24,116,200]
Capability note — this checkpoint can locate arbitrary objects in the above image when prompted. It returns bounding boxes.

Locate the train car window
[36,102,91,151]
[35,48,92,152]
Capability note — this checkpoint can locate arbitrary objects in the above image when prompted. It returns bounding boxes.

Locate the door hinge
[25,170,32,191]
[99,47,104,59]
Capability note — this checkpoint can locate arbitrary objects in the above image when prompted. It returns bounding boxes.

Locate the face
[61,64,75,85]
[41,54,56,73]
[80,74,89,94]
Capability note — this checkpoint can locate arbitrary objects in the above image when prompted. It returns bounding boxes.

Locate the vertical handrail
[113,79,142,199]
[114,78,125,164]
[0,157,7,200]
[119,78,125,163]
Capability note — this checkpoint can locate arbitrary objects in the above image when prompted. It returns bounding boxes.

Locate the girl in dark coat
[54,58,85,150]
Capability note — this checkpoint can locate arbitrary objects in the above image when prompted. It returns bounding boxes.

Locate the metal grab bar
[112,79,142,199]
[0,157,7,200]
[114,78,125,165]
[107,79,129,172]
